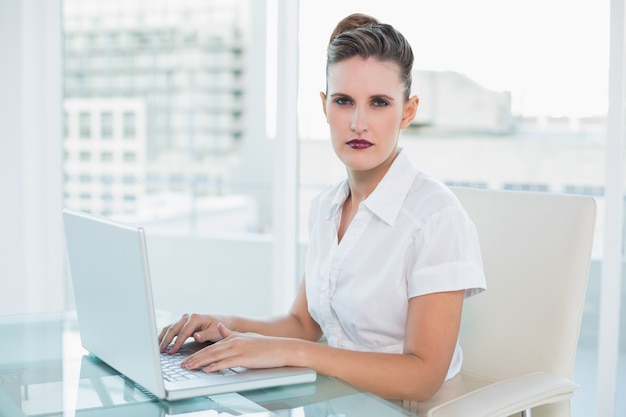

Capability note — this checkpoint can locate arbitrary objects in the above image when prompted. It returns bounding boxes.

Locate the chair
[427,187,596,417]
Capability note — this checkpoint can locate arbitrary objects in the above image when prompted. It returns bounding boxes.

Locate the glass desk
[0,313,416,417]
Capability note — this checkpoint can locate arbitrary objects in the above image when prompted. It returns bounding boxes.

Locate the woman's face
[321,56,418,175]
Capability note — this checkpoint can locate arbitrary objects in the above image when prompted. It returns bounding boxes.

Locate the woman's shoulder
[307,178,349,219]
[388,149,463,214]
[404,172,465,218]
[310,178,348,206]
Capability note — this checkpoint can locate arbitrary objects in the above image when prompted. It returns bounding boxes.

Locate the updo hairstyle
[326,13,414,100]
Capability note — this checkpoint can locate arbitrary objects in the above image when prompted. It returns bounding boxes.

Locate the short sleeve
[408,205,486,299]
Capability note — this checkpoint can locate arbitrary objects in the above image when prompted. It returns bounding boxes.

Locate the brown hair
[326,13,414,99]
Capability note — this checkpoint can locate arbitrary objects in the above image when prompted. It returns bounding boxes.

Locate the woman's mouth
[347,139,373,149]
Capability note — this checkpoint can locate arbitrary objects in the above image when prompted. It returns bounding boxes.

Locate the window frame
[596,0,626,414]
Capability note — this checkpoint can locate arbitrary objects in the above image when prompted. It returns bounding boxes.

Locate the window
[502,183,550,192]
[79,111,91,139]
[1,0,622,415]
[101,111,113,138]
[564,185,605,196]
[122,151,136,163]
[62,0,280,321]
[64,111,69,137]
[122,111,135,139]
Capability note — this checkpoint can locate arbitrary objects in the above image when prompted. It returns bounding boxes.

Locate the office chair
[426,187,596,417]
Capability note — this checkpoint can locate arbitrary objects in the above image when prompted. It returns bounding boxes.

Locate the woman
[159,13,486,404]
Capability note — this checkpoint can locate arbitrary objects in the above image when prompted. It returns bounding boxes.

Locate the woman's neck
[345,148,399,205]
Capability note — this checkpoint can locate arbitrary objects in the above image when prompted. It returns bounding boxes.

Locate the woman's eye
[334,97,351,106]
[372,98,389,107]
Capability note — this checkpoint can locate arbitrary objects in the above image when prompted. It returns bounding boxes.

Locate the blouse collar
[325,148,419,226]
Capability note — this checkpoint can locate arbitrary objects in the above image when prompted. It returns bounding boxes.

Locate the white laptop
[62,209,316,401]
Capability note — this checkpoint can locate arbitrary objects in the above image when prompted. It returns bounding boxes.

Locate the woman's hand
[180,323,297,372]
[158,313,233,354]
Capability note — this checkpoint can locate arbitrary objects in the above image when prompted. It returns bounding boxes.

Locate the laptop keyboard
[161,352,202,382]
[160,345,239,381]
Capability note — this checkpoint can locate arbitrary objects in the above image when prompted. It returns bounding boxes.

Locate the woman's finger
[216,322,234,339]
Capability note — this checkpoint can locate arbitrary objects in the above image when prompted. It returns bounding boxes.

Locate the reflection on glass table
[0,313,415,417]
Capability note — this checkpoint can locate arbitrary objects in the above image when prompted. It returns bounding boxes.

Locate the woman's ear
[400,95,419,129]
[320,92,328,121]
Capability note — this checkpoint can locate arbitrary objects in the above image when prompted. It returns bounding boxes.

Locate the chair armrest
[427,372,578,417]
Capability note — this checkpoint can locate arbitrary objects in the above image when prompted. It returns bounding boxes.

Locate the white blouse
[305,148,487,380]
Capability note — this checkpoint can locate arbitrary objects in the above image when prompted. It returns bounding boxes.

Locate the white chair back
[451,187,596,417]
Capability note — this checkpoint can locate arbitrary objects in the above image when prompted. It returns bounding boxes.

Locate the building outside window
[62,0,264,236]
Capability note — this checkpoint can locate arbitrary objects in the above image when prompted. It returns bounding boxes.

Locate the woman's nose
[350,108,369,134]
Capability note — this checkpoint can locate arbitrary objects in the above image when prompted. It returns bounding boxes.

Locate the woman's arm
[180,288,465,402]
[229,278,323,341]
[300,289,465,401]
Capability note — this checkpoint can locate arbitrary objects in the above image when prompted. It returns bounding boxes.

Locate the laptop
[75,353,313,416]
[62,209,316,401]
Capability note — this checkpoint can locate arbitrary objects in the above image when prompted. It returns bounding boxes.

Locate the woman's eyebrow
[329,92,396,101]
[370,94,395,101]
[329,92,352,98]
